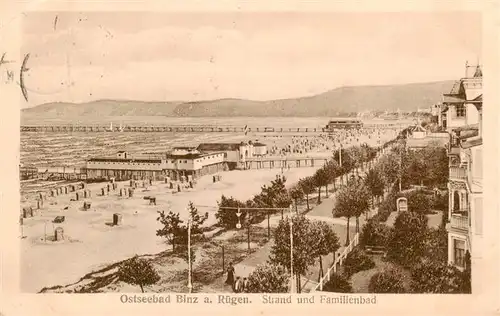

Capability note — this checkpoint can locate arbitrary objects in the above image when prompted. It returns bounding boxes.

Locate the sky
[19,11,482,108]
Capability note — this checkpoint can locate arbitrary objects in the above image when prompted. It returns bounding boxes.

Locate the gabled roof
[474,65,483,78]
[461,137,482,149]
[458,130,479,140]
[447,80,461,95]
[442,95,465,104]
[471,94,482,102]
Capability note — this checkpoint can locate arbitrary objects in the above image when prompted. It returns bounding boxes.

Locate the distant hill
[22,80,454,118]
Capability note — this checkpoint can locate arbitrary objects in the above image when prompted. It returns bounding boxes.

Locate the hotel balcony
[449,212,470,231]
[449,166,467,181]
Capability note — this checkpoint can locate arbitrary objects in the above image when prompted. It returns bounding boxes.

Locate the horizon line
[24,78,456,109]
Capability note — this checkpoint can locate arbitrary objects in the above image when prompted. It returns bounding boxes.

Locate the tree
[406,190,432,214]
[176,202,208,281]
[314,167,329,203]
[156,210,183,251]
[368,268,407,293]
[118,255,160,293]
[246,263,290,293]
[334,178,370,245]
[424,225,448,264]
[289,185,304,214]
[410,258,470,293]
[269,215,316,293]
[378,152,400,191]
[364,169,384,207]
[360,219,391,248]
[298,177,315,211]
[405,150,427,187]
[254,175,292,220]
[387,211,429,267]
[342,248,376,278]
[322,273,353,293]
[324,160,340,191]
[421,146,449,187]
[215,195,247,229]
[310,221,340,280]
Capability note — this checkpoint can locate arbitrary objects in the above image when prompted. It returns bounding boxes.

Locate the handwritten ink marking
[0,53,14,68]
[6,70,14,83]
[54,15,58,31]
[20,53,30,102]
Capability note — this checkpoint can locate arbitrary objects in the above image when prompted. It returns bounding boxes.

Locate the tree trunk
[325,183,329,198]
[317,186,321,203]
[345,217,351,246]
[356,216,360,233]
[294,198,298,213]
[306,194,310,210]
[297,273,302,293]
[318,256,324,282]
[140,284,144,293]
[333,178,336,190]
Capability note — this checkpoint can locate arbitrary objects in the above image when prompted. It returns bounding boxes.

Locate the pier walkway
[20,124,403,133]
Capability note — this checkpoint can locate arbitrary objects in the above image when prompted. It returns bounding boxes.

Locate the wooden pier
[20,123,403,133]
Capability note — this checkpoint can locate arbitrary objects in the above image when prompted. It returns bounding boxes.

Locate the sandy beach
[21,166,321,292]
[20,128,399,292]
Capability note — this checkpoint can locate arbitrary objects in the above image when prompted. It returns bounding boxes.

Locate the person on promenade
[225,262,235,287]
[233,276,242,293]
[242,277,249,293]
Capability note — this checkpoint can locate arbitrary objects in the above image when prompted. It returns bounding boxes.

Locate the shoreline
[21,166,322,293]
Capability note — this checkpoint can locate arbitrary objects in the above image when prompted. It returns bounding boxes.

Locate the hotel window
[454,239,466,268]
[456,105,466,117]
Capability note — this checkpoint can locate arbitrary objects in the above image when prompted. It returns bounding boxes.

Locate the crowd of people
[225,262,250,293]
[263,127,400,157]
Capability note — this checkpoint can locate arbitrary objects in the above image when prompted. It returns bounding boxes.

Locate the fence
[310,232,360,292]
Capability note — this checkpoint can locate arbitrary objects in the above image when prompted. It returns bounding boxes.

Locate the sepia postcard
[0,0,499,315]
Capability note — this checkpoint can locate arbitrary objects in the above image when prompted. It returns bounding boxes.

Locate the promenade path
[200,163,383,293]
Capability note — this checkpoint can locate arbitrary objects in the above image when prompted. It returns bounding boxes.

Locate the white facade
[87,159,163,171]
[446,66,482,272]
[253,144,268,156]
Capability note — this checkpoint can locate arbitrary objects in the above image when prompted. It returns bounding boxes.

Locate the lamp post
[289,205,295,294]
[187,216,193,293]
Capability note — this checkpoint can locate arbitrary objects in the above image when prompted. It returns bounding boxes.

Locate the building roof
[166,152,224,160]
[197,143,241,152]
[448,80,461,95]
[165,153,202,159]
[474,65,483,78]
[461,137,482,149]
[88,158,162,163]
[172,146,198,150]
[407,137,448,148]
[451,124,479,133]
[117,150,126,153]
[442,95,465,104]
[458,130,479,140]
[253,142,266,147]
